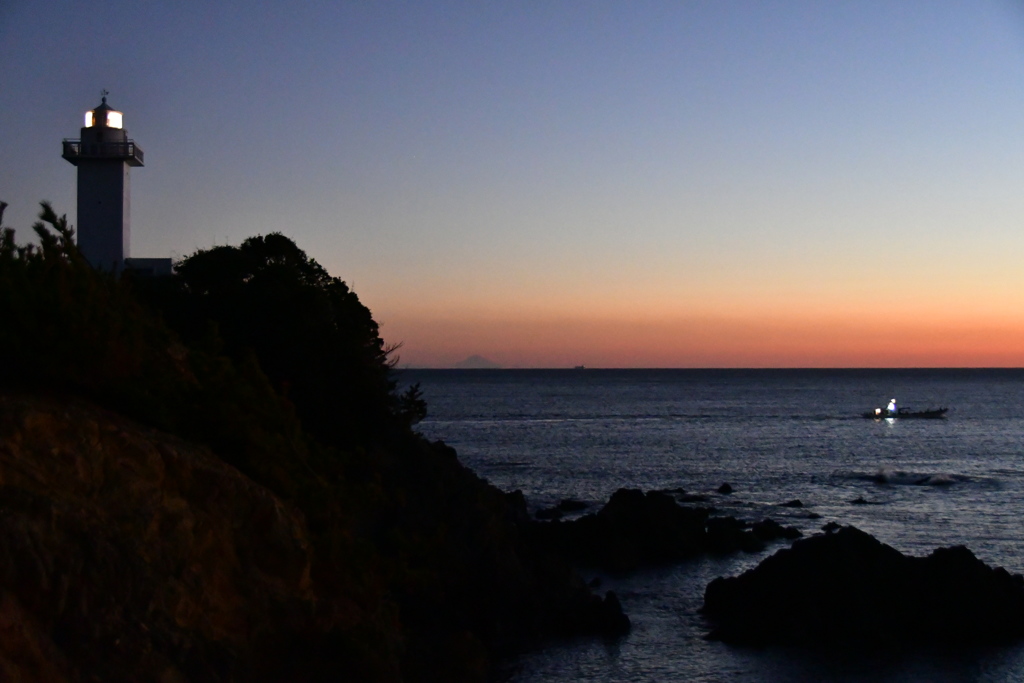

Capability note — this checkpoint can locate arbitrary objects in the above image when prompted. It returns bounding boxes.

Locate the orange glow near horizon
[382,310,1024,369]
[362,225,1024,369]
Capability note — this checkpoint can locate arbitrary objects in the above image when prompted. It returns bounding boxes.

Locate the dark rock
[557,498,589,513]
[750,518,783,541]
[677,494,710,503]
[528,489,804,574]
[547,583,631,639]
[750,518,803,542]
[702,526,1024,647]
[526,488,711,572]
[739,533,766,553]
[717,483,733,495]
[603,591,631,634]
[536,498,590,520]
[706,516,760,554]
[821,521,841,533]
[506,489,531,524]
[807,512,822,520]
[581,591,630,636]
[780,499,803,508]
[598,489,711,568]
[850,496,868,505]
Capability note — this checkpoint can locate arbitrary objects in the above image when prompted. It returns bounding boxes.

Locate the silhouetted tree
[0,203,318,493]
[140,233,425,448]
[1,206,623,682]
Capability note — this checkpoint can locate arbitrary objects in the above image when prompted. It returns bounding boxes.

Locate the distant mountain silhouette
[454,354,501,369]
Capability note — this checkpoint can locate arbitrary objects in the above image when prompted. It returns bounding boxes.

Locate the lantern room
[84,98,123,129]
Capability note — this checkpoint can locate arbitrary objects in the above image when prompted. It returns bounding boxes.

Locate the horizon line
[397,366,1024,371]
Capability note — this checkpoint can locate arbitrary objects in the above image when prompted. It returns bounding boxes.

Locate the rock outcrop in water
[527,488,801,573]
[703,525,1024,646]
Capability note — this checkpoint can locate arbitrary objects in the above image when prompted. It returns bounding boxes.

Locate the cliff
[0,391,628,682]
[0,208,626,681]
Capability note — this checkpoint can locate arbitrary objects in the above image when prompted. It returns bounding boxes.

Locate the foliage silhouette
[0,203,623,682]
[0,202,314,488]
[135,233,426,449]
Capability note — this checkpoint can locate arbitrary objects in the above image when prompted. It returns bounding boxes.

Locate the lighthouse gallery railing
[62,139,144,167]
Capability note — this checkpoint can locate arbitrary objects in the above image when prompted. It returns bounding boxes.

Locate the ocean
[400,369,1024,682]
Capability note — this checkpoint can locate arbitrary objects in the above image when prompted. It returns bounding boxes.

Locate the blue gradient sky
[3,1,1024,367]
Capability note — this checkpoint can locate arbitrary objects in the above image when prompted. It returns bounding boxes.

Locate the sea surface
[400,369,1024,682]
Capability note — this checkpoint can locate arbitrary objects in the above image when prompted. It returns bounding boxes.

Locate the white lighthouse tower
[62,93,144,271]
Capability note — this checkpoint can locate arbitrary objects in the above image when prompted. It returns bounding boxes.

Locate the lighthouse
[62,94,144,271]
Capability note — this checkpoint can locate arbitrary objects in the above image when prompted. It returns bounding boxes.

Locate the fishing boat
[862,398,947,419]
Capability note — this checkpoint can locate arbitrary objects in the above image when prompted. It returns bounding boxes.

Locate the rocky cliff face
[0,393,326,682]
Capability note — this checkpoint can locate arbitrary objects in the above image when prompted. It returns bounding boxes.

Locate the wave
[844,468,971,487]
[484,460,534,470]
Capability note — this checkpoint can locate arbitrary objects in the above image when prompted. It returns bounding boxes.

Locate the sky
[3,1,1024,368]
